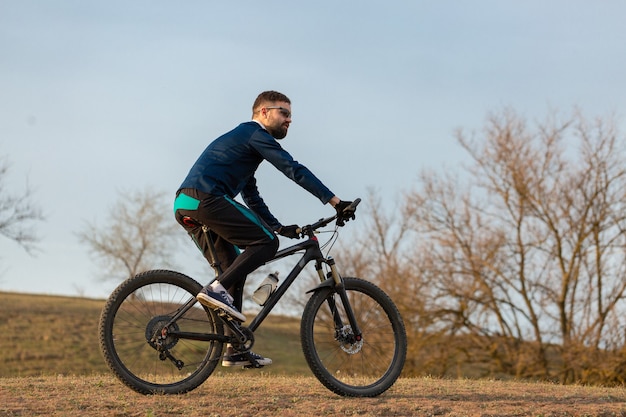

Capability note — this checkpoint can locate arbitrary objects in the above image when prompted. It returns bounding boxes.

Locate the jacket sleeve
[249,131,335,204]
[241,176,282,231]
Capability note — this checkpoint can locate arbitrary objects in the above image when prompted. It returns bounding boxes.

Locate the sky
[1,1,625,299]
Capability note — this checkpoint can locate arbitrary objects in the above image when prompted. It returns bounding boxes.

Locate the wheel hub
[145,315,180,350]
[337,325,363,354]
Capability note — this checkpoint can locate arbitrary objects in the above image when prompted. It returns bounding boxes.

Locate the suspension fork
[315,257,363,340]
[314,261,342,329]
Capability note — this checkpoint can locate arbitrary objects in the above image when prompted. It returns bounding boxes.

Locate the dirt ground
[1,374,626,417]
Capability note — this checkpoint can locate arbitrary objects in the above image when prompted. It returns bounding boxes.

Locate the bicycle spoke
[99,271,224,394]
[301,277,407,397]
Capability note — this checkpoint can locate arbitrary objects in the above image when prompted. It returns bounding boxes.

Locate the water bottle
[252,272,279,306]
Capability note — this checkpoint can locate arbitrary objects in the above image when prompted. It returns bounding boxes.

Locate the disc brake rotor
[337,325,363,354]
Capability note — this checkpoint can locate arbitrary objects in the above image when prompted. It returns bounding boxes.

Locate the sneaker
[222,351,272,367]
[197,287,246,322]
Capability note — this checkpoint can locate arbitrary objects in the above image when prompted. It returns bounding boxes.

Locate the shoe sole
[222,359,272,367]
[197,293,246,322]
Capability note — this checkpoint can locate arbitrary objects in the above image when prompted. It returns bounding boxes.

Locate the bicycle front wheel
[98,270,224,394]
[301,277,407,397]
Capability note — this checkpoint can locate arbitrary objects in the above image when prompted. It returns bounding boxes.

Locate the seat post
[202,225,223,276]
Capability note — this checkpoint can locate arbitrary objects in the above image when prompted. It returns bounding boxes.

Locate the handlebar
[300,198,361,238]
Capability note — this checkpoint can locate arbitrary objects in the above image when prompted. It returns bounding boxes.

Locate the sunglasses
[265,106,291,118]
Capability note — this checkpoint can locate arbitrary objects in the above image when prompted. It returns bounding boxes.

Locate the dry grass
[2,292,626,415]
[0,292,310,377]
[1,374,625,416]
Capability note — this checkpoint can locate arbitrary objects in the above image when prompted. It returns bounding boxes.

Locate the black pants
[174,189,279,310]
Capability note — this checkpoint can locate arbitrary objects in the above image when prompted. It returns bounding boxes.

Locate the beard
[268,123,288,139]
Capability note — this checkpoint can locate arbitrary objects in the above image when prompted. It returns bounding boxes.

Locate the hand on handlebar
[278,224,301,239]
[335,200,356,227]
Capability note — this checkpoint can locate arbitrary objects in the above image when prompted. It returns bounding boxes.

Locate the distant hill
[0,292,309,377]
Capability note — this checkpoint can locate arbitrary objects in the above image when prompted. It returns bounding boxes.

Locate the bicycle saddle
[182,216,203,228]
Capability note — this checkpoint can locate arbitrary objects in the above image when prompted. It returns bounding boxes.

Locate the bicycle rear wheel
[98,270,224,394]
[300,277,407,397]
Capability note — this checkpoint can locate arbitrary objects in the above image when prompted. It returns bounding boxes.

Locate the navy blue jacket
[178,121,335,230]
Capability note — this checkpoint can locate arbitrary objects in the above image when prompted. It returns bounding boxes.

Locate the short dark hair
[252,91,291,114]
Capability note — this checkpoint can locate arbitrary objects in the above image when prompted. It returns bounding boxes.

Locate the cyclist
[174,90,352,367]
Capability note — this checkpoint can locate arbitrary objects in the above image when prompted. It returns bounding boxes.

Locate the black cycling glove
[278,224,301,239]
[335,200,355,226]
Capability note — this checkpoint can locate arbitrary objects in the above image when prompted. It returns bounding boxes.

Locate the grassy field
[0,291,309,377]
[2,292,626,416]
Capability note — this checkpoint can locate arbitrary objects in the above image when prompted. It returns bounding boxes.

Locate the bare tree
[335,110,626,383]
[0,154,43,256]
[402,109,626,383]
[334,189,454,377]
[78,188,183,281]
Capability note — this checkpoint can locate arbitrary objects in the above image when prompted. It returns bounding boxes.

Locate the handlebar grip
[345,198,361,211]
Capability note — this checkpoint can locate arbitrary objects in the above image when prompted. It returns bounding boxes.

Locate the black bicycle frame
[165,235,327,342]
[167,198,364,344]
[248,236,325,332]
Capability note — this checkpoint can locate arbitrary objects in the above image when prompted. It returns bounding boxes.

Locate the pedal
[242,352,264,369]
[215,308,243,323]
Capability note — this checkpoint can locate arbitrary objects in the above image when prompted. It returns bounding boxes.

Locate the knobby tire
[98,270,224,394]
[300,277,407,397]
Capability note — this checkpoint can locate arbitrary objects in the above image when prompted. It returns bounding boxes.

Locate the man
[174,90,351,367]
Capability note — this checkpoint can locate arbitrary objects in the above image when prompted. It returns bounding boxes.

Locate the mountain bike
[98,199,407,397]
